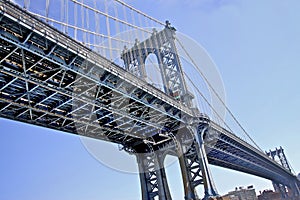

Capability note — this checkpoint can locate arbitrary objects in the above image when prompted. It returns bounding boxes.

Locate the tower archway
[144,53,165,92]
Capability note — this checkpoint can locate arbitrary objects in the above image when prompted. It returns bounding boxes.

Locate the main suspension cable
[176,37,263,151]
[113,0,164,26]
[70,0,152,34]
[28,12,134,45]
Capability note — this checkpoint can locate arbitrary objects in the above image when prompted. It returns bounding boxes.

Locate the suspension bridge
[0,0,299,199]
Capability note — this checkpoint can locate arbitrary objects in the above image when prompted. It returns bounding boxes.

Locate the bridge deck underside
[0,1,195,152]
[205,127,296,186]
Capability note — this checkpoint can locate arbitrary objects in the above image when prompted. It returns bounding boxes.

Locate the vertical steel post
[175,124,219,200]
[157,153,172,200]
[193,125,219,199]
[136,152,172,200]
[177,143,197,200]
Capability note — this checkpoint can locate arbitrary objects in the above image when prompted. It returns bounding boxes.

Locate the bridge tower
[121,21,194,107]
[121,22,219,200]
[267,147,300,199]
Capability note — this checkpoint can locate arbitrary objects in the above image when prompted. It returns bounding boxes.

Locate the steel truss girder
[0,0,194,116]
[0,3,196,148]
[206,123,300,191]
[0,32,179,139]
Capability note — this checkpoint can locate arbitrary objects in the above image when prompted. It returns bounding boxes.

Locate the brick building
[257,190,281,200]
[222,185,257,200]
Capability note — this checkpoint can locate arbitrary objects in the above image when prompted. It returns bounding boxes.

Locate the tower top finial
[165,20,176,31]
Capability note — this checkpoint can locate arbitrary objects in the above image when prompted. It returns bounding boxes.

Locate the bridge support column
[193,125,219,200]
[190,125,219,200]
[176,124,219,200]
[177,143,198,200]
[285,181,300,199]
[290,182,300,199]
[136,152,172,200]
[273,182,288,199]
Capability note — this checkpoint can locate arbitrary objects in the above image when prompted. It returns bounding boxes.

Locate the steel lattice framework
[0,1,299,200]
[121,22,193,105]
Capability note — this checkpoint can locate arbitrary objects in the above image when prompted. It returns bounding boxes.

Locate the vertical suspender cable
[65,0,68,34]
[60,0,64,32]
[24,0,30,10]
[100,1,107,58]
[46,0,50,23]
[113,1,121,59]
[95,4,103,56]
[74,1,78,40]
[130,6,140,76]
[86,7,90,48]
[105,0,113,60]
[121,2,130,70]
[93,0,98,52]
[94,1,100,53]
[80,0,85,44]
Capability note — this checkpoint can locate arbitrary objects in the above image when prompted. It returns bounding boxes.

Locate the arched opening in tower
[144,53,165,92]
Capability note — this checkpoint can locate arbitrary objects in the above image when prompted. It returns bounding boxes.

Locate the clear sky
[1,0,300,200]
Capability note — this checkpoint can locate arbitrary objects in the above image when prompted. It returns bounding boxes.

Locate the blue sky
[1,0,300,199]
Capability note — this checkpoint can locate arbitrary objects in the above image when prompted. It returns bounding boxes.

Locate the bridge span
[0,1,299,199]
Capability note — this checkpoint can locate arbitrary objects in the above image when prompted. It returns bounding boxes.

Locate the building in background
[222,185,257,200]
[221,195,239,200]
[257,190,281,200]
